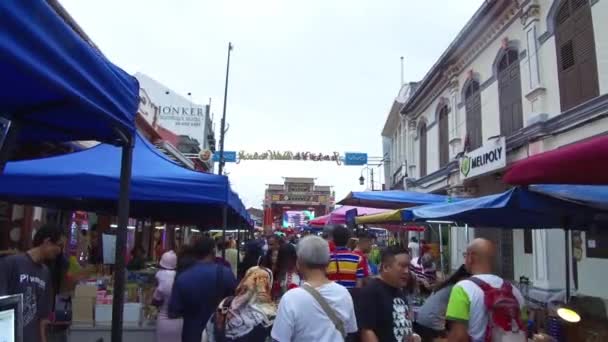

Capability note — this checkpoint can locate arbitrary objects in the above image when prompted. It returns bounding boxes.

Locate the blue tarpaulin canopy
[0,132,251,226]
[338,190,453,209]
[530,184,608,210]
[401,186,608,229]
[0,1,138,144]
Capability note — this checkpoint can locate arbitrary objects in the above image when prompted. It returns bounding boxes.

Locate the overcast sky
[62,0,484,208]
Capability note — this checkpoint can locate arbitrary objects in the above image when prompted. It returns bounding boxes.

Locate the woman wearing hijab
[205,266,277,341]
[153,250,183,342]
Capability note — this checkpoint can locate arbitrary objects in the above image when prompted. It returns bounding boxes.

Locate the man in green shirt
[446,238,526,342]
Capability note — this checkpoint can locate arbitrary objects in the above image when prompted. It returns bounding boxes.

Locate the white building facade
[382,83,418,190]
[392,0,608,301]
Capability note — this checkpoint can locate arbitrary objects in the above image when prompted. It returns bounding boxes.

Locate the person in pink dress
[153,251,183,342]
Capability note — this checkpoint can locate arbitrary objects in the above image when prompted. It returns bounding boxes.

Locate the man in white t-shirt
[446,238,526,342]
[271,236,358,342]
[408,237,420,258]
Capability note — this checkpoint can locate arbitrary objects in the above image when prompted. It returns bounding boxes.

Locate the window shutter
[465,81,483,150]
[419,124,427,177]
[438,106,449,167]
[498,49,523,137]
[555,0,599,111]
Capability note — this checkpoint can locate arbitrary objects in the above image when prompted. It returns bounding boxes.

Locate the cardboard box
[95,303,142,326]
[75,284,97,298]
[72,297,94,324]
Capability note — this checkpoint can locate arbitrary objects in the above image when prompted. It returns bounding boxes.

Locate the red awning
[503,135,608,185]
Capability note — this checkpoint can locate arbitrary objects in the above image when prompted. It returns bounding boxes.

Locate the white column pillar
[521,1,547,119]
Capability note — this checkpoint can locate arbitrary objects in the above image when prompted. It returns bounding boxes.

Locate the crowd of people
[0,223,528,342]
[151,224,527,342]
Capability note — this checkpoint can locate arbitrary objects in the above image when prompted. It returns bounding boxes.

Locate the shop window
[555,0,599,111]
[464,80,482,151]
[438,105,450,167]
[498,48,523,137]
[524,229,533,254]
[586,229,608,259]
[419,122,427,178]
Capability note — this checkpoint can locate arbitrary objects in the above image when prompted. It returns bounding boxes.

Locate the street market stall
[1,2,141,341]
[0,133,251,341]
[400,185,608,340]
[338,190,454,209]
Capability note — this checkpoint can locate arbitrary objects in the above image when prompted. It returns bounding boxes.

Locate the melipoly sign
[459,137,506,179]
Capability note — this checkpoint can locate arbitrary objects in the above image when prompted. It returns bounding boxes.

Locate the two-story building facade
[393,0,608,301]
[382,83,419,190]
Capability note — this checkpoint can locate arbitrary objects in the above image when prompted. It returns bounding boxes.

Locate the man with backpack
[446,238,527,342]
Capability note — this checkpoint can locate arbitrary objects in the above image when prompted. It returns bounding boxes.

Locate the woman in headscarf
[153,250,183,342]
[205,266,277,341]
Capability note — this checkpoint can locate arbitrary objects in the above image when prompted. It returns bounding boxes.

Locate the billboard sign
[344,152,368,166]
[460,137,506,180]
[136,73,210,154]
[213,151,237,163]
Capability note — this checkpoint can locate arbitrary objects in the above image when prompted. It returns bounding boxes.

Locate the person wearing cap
[153,250,183,342]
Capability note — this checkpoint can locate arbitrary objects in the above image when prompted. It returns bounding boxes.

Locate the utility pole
[400,56,405,87]
[371,168,375,191]
[218,42,233,176]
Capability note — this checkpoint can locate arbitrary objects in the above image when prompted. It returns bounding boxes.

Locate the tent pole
[236,227,240,276]
[565,229,571,300]
[222,205,228,259]
[0,118,19,174]
[438,224,444,274]
[111,138,134,342]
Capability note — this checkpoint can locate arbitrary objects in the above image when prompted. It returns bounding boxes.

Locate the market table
[68,324,155,342]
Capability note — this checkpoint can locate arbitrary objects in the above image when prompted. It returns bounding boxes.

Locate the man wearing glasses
[0,224,65,342]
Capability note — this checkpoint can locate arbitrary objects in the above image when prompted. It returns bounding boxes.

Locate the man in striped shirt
[409,252,437,293]
[326,225,367,289]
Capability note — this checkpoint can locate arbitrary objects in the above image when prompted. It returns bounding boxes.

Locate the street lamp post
[218,42,233,176]
[359,166,375,191]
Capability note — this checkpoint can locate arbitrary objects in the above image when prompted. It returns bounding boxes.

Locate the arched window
[555,0,599,111]
[419,122,427,178]
[464,80,482,151]
[438,105,450,167]
[498,49,523,136]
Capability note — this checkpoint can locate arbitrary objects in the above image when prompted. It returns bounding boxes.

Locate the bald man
[445,238,526,342]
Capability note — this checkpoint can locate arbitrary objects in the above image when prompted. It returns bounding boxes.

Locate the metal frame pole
[565,229,571,300]
[111,137,134,342]
[218,42,233,176]
[221,205,228,259]
[438,224,444,274]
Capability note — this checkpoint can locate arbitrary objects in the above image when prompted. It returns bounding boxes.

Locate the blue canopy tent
[337,190,454,209]
[0,1,139,144]
[529,184,608,211]
[401,187,606,229]
[401,186,608,299]
[0,132,251,225]
[1,2,144,339]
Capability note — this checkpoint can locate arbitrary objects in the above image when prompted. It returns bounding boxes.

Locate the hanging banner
[237,151,342,164]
